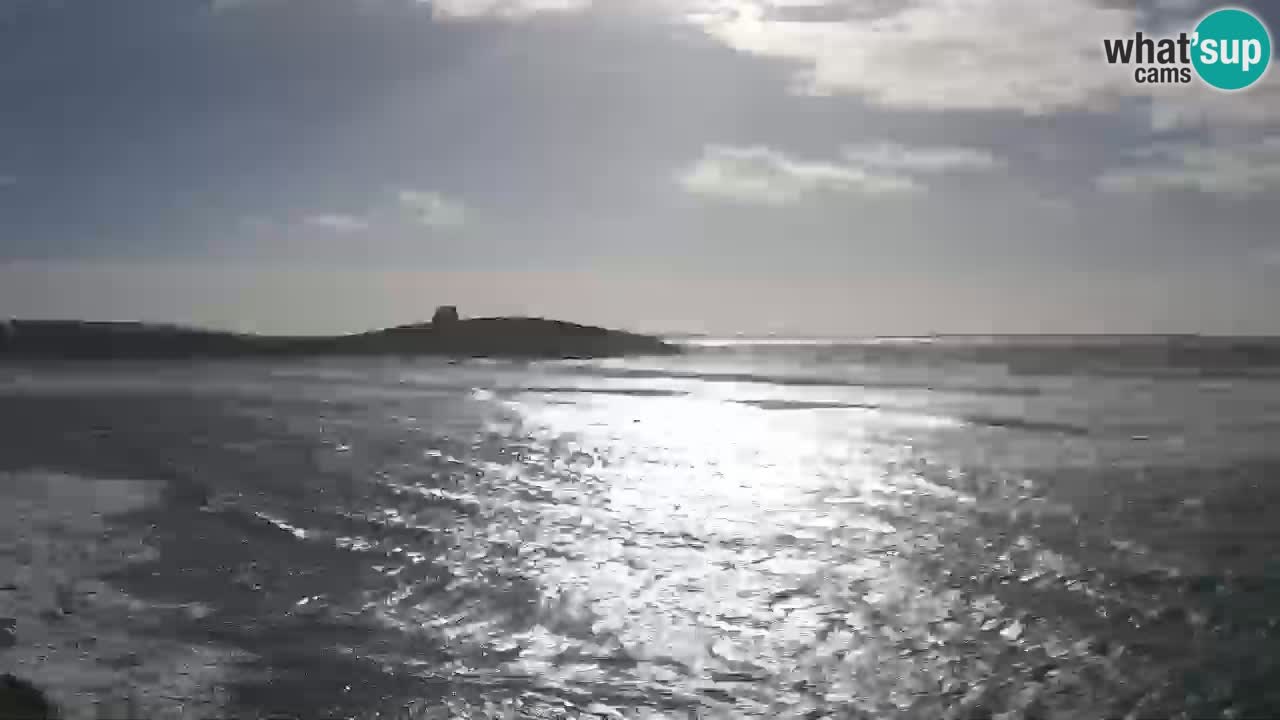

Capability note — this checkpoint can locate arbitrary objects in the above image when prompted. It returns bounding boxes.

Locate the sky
[0,0,1278,336]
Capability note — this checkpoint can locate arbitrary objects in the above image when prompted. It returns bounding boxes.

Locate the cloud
[841,142,1004,173]
[0,175,16,187]
[688,0,1137,115]
[1146,73,1280,132]
[205,0,290,13]
[300,192,468,234]
[398,190,467,227]
[1096,137,1280,195]
[681,0,1280,132]
[424,0,593,20]
[191,0,1280,133]
[304,213,370,233]
[678,142,1004,205]
[678,145,920,205]
[208,0,254,12]
[205,0,591,19]
[192,0,1280,132]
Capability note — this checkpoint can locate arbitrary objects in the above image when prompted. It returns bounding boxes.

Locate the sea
[2,337,1280,720]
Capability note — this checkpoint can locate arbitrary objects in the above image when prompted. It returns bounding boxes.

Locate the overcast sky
[1,0,1277,335]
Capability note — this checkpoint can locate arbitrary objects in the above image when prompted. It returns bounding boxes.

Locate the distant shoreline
[0,317,678,360]
[670,334,1280,347]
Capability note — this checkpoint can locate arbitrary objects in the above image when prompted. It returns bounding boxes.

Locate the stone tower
[432,305,459,327]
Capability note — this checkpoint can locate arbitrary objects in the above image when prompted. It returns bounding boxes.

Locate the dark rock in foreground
[0,674,59,720]
[0,315,678,360]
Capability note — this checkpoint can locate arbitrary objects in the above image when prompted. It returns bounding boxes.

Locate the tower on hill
[432,305,459,327]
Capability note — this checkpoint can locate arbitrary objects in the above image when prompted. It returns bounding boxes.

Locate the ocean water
[2,338,1280,719]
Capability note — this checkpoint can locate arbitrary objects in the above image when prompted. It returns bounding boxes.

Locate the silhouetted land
[0,674,58,720]
[0,318,677,360]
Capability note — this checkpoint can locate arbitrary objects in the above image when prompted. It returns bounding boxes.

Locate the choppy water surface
[3,340,1280,719]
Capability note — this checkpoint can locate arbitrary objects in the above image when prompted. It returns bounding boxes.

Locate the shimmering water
[3,340,1280,719]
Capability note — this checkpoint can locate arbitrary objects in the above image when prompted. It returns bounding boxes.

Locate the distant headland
[0,306,678,360]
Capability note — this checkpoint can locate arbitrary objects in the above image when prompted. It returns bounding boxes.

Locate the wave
[566,366,1043,396]
[735,399,882,411]
[733,399,1089,435]
[669,336,1280,378]
[0,470,237,719]
[960,414,1091,436]
[514,386,688,398]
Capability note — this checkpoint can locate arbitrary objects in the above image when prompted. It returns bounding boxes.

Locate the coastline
[0,317,678,361]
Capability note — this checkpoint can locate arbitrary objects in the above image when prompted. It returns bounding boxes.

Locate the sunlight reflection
[485,388,972,716]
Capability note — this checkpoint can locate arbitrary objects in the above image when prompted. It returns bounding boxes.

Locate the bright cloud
[678,145,910,205]
[680,140,1008,206]
[679,145,922,205]
[304,213,370,233]
[398,190,468,227]
[1097,137,1280,196]
[211,0,1276,132]
[685,0,1280,133]
[678,142,1005,205]
[689,0,1137,115]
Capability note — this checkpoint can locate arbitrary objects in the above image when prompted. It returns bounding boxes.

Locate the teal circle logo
[1192,7,1272,90]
